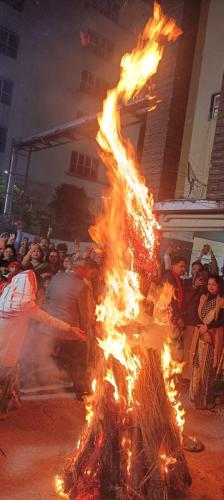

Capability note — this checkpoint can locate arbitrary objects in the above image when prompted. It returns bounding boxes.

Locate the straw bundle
[61,346,191,499]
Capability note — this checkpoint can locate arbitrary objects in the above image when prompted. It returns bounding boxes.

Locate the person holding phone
[198,244,218,275]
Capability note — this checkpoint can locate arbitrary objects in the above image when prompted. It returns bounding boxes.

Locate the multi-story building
[0,0,150,215]
[1,0,223,219]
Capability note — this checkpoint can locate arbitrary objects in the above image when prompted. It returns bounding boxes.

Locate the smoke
[20,323,71,390]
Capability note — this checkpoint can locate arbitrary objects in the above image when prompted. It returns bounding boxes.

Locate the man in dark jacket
[42,262,92,398]
[162,255,187,362]
[163,255,187,322]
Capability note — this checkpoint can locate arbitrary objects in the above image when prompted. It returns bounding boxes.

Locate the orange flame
[105,368,119,401]
[91,0,181,402]
[56,4,182,496]
[161,342,185,435]
[88,0,182,477]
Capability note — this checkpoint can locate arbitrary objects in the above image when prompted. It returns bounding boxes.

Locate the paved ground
[0,396,224,499]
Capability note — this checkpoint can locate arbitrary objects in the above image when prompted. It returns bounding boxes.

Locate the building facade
[207,73,224,199]
[0,0,150,215]
[141,0,224,202]
[1,0,223,218]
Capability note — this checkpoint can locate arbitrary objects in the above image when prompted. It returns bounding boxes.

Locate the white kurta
[0,271,74,368]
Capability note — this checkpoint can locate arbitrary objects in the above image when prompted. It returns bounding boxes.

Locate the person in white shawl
[0,270,85,416]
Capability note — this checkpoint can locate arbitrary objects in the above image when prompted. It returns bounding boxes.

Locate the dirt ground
[0,396,224,500]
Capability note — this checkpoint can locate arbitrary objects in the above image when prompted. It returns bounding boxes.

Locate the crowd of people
[0,224,223,418]
[147,244,224,411]
[0,224,103,417]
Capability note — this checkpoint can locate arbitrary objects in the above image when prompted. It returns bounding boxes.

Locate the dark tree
[49,183,93,241]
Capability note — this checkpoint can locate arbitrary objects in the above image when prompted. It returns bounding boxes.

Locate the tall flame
[89,0,182,472]
[56,3,183,497]
[90,0,181,407]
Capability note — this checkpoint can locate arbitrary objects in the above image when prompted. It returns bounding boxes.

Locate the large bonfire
[57,3,191,499]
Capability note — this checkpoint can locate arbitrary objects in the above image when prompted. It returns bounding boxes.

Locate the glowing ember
[57,4,191,498]
[55,476,68,499]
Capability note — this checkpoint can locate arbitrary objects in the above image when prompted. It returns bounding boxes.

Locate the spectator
[63,255,73,272]
[57,243,68,271]
[187,261,203,283]
[49,241,55,251]
[189,275,224,409]
[3,244,16,262]
[163,255,187,361]
[0,232,9,245]
[39,238,50,261]
[198,244,218,275]
[46,250,59,275]
[7,222,23,252]
[82,247,93,259]
[72,240,81,262]
[0,260,21,295]
[21,243,49,278]
[6,260,20,280]
[17,240,29,261]
[71,251,81,266]
[163,255,186,320]
[0,260,9,278]
[182,270,208,380]
[0,238,5,259]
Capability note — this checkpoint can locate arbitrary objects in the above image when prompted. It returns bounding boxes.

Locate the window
[0,126,7,153]
[210,92,220,119]
[0,0,25,11]
[0,26,19,59]
[80,70,109,98]
[69,151,99,181]
[0,78,13,105]
[85,0,120,23]
[87,29,114,60]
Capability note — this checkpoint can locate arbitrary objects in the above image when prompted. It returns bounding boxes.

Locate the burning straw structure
[57,3,191,499]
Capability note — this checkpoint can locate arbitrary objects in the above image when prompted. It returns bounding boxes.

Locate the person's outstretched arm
[32,305,86,341]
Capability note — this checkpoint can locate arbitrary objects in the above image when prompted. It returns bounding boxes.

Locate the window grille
[0,126,7,153]
[69,151,99,180]
[0,26,19,59]
[0,78,13,105]
[209,92,220,119]
[80,70,108,98]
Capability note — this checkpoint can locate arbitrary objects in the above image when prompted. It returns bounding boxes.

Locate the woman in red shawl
[0,270,85,417]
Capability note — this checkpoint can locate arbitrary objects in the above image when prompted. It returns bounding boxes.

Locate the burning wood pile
[57,3,191,499]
